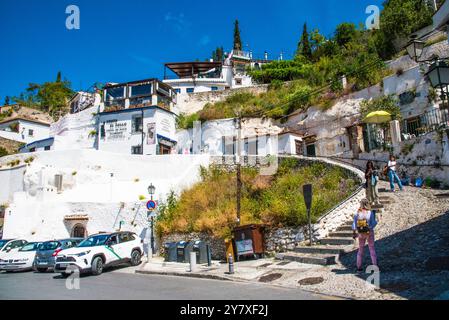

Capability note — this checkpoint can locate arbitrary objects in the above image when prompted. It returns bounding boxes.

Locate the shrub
[156,160,358,239]
[0,147,8,158]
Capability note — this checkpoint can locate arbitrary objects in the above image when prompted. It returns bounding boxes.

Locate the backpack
[356,211,371,234]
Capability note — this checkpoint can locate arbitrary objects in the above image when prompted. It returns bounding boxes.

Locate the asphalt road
[0,268,326,300]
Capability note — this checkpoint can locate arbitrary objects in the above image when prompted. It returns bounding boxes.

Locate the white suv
[54,232,143,276]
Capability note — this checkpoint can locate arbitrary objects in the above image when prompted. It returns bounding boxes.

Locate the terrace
[103,79,175,113]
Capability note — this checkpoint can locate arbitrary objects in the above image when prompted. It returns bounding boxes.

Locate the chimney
[264,51,268,61]
[280,52,283,61]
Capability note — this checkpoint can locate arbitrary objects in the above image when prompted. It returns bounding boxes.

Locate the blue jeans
[388,170,403,191]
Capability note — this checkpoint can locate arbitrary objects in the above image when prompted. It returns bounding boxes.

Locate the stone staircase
[275,195,393,266]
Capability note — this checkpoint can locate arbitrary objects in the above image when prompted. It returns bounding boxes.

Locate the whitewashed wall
[1,150,211,240]
[0,120,50,144]
[0,165,26,203]
[98,108,177,155]
[50,105,97,151]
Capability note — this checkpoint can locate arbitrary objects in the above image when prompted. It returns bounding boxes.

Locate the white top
[388,160,396,172]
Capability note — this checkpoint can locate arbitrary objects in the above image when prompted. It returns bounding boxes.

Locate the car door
[104,234,122,265]
[117,233,133,259]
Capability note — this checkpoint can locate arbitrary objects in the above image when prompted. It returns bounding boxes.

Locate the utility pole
[235,109,242,226]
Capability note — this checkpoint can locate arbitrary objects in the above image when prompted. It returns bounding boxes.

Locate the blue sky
[0,0,383,101]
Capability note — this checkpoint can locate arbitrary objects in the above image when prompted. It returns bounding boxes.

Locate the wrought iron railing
[401,108,449,139]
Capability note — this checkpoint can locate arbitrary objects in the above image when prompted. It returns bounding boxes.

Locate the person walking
[352,199,378,272]
[387,155,403,192]
[365,161,381,206]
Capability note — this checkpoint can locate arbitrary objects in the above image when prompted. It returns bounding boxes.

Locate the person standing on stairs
[365,161,381,207]
[387,155,403,192]
[352,199,378,272]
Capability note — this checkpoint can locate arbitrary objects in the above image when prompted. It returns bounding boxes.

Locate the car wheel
[36,267,47,273]
[91,257,104,276]
[130,250,141,266]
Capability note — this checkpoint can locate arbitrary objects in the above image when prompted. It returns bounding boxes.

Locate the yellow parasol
[363,111,392,124]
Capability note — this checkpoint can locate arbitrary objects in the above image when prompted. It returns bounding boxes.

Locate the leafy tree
[360,95,401,120]
[211,47,224,62]
[296,23,312,60]
[376,0,433,58]
[4,96,10,106]
[56,71,62,83]
[13,72,73,119]
[335,23,357,47]
[233,20,242,51]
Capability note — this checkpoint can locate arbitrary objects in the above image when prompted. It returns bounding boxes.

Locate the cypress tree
[233,20,242,51]
[297,23,312,60]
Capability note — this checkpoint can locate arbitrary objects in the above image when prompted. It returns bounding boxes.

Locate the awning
[157,134,177,147]
[165,61,223,78]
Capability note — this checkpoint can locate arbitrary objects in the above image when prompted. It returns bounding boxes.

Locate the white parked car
[0,239,28,259]
[0,242,41,272]
[54,231,143,276]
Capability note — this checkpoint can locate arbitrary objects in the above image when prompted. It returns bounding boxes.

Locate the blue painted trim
[99,105,176,116]
[19,137,54,151]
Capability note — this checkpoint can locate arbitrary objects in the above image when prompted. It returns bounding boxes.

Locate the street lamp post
[147,183,156,261]
[406,35,449,109]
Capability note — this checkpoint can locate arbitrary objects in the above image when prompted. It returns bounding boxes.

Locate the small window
[107,235,119,246]
[44,146,51,151]
[174,89,181,94]
[186,88,194,93]
[28,129,34,137]
[119,233,131,243]
[235,78,242,85]
[100,124,105,138]
[132,115,143,133]
[211,87,218,91]
[131,145,142,154]
[30,147,36,152]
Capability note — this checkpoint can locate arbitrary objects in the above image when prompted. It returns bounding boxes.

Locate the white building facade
[0,118,50,145]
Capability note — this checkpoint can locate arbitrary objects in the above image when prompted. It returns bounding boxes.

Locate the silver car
[34,238,83,272]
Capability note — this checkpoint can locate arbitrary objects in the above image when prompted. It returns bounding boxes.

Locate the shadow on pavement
[337,211,449,299]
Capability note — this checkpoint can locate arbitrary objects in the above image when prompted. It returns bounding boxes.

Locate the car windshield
[19,243,41,252]
[39,241,60,251]
[0,240,11,250]
[77,235,110,248]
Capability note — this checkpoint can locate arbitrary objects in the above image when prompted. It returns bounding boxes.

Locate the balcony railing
[401,108,449,140]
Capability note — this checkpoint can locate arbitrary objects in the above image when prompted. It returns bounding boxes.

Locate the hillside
[156,158,360,239]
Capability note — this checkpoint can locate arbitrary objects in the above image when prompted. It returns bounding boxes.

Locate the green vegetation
[176,113,201,130]
[156,159,358,239]
[0,147,8,158]
[360,95,401,120]
[12,71,73,120]
[190,1,434,123]
[233,19,242,51]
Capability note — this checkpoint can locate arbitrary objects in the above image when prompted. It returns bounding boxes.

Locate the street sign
[147,211,157,218]
[146,200,157,211]
[303,184,313,210]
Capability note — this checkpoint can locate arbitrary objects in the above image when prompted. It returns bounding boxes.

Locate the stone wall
[175,85,269,115]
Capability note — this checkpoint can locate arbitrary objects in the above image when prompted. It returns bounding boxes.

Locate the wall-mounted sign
[105,120,127,141]
[159,118,171,134]
[147,123,156,145]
